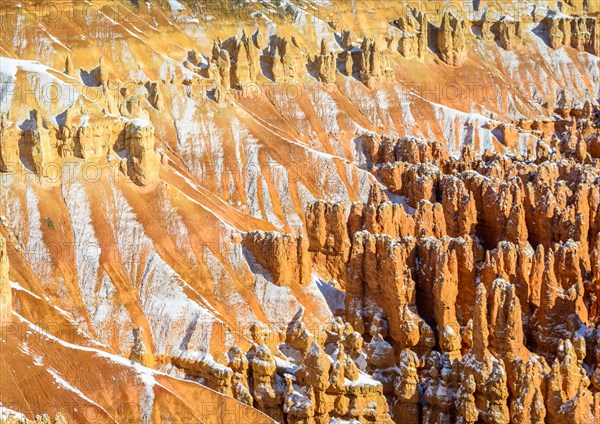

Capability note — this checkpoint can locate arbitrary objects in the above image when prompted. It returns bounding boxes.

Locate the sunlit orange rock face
[306,132,600,423]
[0,0,599,423]
[0,236,11,323]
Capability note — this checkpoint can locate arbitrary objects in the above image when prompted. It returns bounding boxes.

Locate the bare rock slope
[0,0,599,422]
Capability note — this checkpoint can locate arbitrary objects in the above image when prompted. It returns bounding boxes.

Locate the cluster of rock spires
[1,6,597,189]
[181,5,600,99]
[393,6,428,60]
[546,10,600,53]
[478,14,523,50]
[0,107,162,186]
[160,318,395,423]
[3,414,67,424]
[237,105,600,422]
[1,49,171,186]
